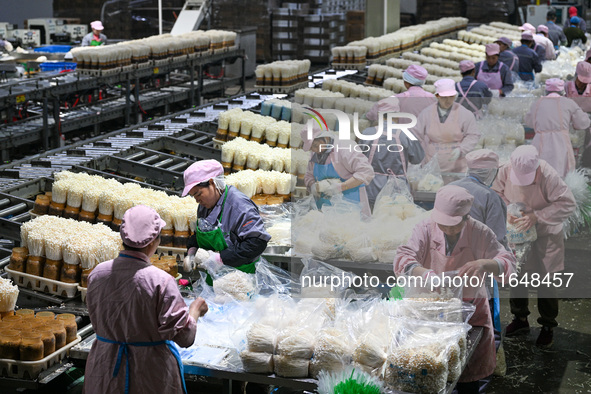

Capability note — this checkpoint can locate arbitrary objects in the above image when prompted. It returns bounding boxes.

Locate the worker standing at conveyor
[365,64,436,122]
[566,61,591,168]
[413,78,480,174]
[493,146,576,349]
[85,205,209,394]
[525,78,590,177]
[456,60,492,118]
[536,25,557,61]
[494,37,520,73]
[182,160,271,285]
[450,149,507,346]
[301,125,375,217]
[81,20,107,47]
[360,98,425,209]
[512,31,542,81]
[474,43,514,97]
[395,185,516,394]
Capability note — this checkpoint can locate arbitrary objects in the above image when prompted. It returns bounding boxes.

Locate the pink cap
[459,60,475,73]
[434,78,457,97]
[537,25,549,34]
[431,185,474,226]
[466,149,499,169]
[495,37,512,47]
[182,159,224,196]
[485,43,500,56]
[377,96,400,113]
[301,122,322,151]
[120,205,166,248]
[519,23,536,33]
[90,21,104,30]
[510,145,540,186]
[576,61,591,84]
[404,64,428,81]
[545,78,565,92]
[521,31,534,41]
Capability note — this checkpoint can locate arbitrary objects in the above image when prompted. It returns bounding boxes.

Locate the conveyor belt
[0,68,358,244]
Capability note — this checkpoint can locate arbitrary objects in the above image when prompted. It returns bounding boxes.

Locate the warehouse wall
[2,0,53,28]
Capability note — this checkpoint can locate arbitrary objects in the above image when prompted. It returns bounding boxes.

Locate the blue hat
[571,16,581,25]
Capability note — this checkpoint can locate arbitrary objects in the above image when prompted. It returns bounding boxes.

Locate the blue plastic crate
[33,45,72,53]
[39,62,77,72]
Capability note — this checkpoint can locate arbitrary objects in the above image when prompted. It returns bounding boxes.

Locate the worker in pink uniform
[301,125,375,217]
[85,205,208,394]
[395,185,516,394]
[365,64,436,123]
[566,61,591,168]
[474,43,514,97]
[414,78,480,174]
[493,146,576,348]
[535,25,557,61]
[525,78,590,177]
[566,61,591,112]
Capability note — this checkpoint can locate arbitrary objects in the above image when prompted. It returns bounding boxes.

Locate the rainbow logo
[303,107,328,131]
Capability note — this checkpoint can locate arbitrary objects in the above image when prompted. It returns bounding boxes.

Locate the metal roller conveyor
[0,203,28,218]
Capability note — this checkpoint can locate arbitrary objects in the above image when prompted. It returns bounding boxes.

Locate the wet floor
[488,238,591,394]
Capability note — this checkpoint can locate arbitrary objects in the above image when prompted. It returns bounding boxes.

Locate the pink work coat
[534,34,556,60]
[304,138,375,217]
[365,87,436,123]
[414,102,480,173]
[84,251,197,394]
[492,160,576,273]
[394,217,516,382]
[525,93,590,177]
[565,80,591,113]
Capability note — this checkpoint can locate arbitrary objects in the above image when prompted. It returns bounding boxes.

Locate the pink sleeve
[476,223,516,279]
[534,168,577,226]
[570,101,591,130]
[459,108,480,155]
[491,165,511,206]
[394,219,431,275]
[339,143,375,185]
[157,276,197,347]
[304,161,316,190]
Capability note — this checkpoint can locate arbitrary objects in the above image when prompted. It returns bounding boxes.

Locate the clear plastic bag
[255,259,297,297]
[209,265,257,303]
[407,154,444,193]
[507,202,537,244]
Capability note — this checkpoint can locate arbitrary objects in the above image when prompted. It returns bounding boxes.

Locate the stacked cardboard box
[346,10,365,42]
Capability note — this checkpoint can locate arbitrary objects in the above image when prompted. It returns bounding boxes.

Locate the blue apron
[518,71,535,81]
[313,161,362,209]
[96,253,188,394]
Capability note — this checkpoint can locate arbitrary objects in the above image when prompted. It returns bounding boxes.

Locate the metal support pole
[134,76,140,124]
[198,64,204,106]
[42,96,49,151]
[52,97,60,149]
[241,54,245,93]
[189,60,195,107]
[125,75,131,125]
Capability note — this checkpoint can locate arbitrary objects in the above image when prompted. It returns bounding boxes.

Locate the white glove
[182,248,197,272]
[449,148,461,161]
[201,251,223,273]
[316,179,334,194]
[194,248,211,266]
[491,89,500,98]
[324,182,343,196]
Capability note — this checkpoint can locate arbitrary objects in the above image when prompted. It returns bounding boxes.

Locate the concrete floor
[488,238,591,394]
